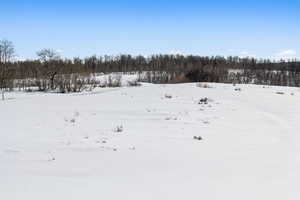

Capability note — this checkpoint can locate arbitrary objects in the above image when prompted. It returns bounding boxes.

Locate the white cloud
[170,49,184,55]
[276,50,297,57]
[240,51,249,55]
[239,51,256,58]
[226,49,256,58]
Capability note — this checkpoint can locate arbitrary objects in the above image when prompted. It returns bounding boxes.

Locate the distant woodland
[1,39,300,93]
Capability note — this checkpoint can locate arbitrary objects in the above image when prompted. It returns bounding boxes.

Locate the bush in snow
[127,80,141,87]
[1,90,4,101]
[114,125,123,133]
[198,98,208,104]
[164,94,172,99]
[196,82,213,88]
[107,75,122,87]
[193,136,202,140]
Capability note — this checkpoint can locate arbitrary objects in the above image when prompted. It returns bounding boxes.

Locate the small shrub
[107,75,122,87]
[164,94,172,99]
[127,80,141,87]
[196,82,212,88]
[193,136,202,140]
[114,125,123,133]
[198,98,208,104]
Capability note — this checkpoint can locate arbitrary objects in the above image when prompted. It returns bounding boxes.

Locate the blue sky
[1,0,299,60]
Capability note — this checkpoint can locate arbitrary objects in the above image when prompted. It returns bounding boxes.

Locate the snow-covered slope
[0,83,299,200]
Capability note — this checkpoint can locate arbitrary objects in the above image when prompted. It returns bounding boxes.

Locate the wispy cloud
[226,49,256,58]
[239,51,256,58]
[240,51,249,55]
[170,49,184,55]
[276,49,297,57]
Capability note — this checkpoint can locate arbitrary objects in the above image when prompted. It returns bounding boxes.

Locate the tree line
[1,39,300,94]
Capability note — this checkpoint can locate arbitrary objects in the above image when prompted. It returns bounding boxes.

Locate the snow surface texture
[0,82,298,200]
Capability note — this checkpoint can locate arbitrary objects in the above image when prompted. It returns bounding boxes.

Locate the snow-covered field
[0,82,299,200]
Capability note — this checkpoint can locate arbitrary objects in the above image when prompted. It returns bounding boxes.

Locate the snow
[0,82,299,200]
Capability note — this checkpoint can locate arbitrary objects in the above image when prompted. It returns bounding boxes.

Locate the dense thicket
[1,54,300,92]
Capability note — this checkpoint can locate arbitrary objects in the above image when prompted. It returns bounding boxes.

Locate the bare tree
[0,39,15,63]
[0,39,15,100]
[36,48,60,62]
[36,49,61,90]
